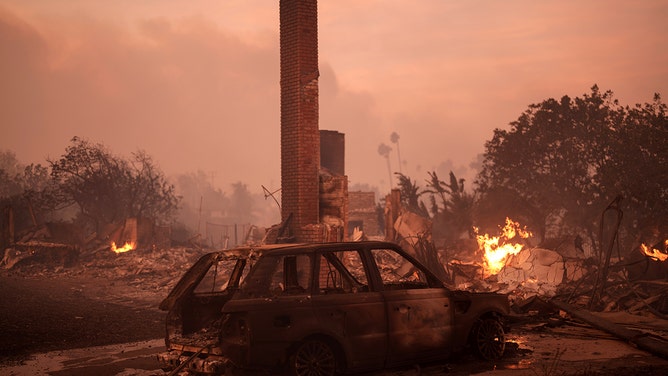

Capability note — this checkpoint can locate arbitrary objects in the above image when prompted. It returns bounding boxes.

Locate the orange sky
[1,0,667,195]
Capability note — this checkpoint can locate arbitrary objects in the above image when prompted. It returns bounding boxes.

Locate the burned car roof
[159,243,305,311]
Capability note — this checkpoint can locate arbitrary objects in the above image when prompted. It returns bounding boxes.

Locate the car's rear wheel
[471,317,506,360]
[291,339,338,376]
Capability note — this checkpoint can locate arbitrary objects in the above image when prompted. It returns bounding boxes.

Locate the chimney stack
[279,0,320,241]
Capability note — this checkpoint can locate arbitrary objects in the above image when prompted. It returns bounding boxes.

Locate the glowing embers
[111,241,136,254]
[475,218,533,276]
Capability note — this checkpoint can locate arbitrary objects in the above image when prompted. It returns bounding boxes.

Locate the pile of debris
[389,209,668,320]
[449,241,668,320]
[511,248,664,316]
[0,218,211,305]
[446,245,592,303]
[2,242,206,298]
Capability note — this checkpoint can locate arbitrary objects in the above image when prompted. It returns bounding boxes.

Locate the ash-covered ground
[2,246,668,376]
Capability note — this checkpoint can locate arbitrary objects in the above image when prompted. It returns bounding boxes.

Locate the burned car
[157,241,509,375]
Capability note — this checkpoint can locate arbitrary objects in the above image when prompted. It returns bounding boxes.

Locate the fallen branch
[550,299,668,359]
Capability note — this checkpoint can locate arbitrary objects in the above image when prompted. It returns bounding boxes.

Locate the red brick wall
[349,191,380,237]
[349,191,376,210]
[280,0,320,241]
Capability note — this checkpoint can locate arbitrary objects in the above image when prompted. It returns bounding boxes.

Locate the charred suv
[157,241,509,375]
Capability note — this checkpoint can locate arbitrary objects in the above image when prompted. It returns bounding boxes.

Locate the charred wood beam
[551,299,668,360]
[622,274,668,320]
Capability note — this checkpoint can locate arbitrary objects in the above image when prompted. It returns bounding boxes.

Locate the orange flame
[475,218,532,276]
[111,241,136,254]
[640,241,668,262]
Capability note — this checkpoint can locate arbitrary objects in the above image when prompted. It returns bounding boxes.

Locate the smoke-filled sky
[1,0,667,195]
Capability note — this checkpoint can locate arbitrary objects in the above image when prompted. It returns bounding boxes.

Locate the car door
[368,247,453,366]
[310,249,387,370]
[234,253,316,367]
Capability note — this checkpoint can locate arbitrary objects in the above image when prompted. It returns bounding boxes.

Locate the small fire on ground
[640,240,668,262]
[475,218,533,276]
[111,241,136,254]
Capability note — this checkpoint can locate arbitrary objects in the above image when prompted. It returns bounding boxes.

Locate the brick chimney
[280,0,320,241]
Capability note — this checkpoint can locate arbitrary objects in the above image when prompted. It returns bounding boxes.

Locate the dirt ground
[0,273,164,363]
[2,250,668,376]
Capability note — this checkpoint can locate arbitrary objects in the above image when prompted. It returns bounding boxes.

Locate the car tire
[290,338,338,376]
[471,317,506,360]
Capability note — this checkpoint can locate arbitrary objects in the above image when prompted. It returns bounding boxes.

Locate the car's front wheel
[290,338,338,376]
[471,317,506,360]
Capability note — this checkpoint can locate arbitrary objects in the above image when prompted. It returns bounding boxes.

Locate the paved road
[4,324,668,376]
[1,339,164,376]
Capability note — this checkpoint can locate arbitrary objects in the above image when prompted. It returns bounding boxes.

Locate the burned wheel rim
[293,339,337,376]
[474,318,506,360]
